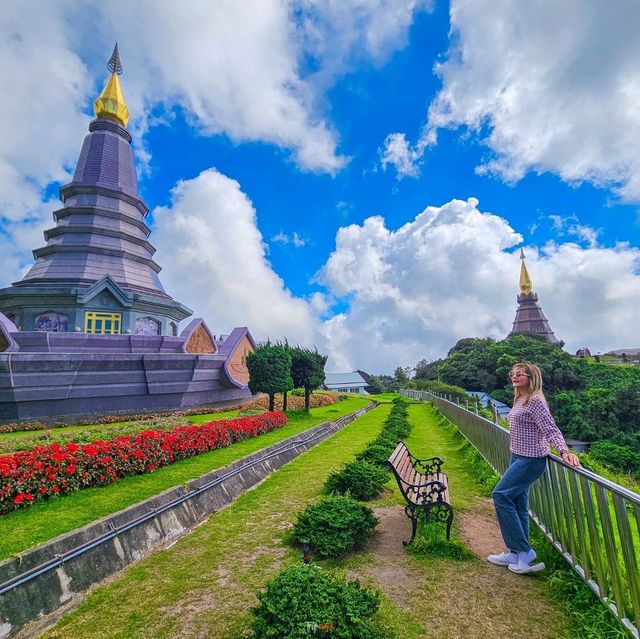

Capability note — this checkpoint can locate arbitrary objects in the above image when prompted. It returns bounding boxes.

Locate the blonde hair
[511,362,547,405]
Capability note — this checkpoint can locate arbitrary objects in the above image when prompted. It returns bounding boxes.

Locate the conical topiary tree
[246,343,293,411]
[291,346,327,411]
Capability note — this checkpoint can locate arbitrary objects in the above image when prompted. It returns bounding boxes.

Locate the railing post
[492,404,498,424]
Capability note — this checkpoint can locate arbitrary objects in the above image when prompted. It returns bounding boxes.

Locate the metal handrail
[402,389,640,639]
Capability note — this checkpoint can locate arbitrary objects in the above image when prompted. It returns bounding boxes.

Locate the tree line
[360,334,640,477]
[246,343,328,412]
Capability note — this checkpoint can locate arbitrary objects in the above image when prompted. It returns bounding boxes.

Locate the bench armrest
[401,479,448,503]
[410,455,444,475]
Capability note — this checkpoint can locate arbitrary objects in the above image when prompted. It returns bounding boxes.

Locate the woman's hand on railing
[561,451,581,467]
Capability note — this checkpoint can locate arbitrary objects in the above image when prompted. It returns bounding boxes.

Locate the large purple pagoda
[0,46,255,422]
[508,249,561,345]
[0,44,191,336]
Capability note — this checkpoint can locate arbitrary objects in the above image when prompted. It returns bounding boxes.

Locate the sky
[2,0,640,373]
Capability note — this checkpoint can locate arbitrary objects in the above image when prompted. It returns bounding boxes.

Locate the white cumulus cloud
[380,133,422,178]
[383,0,640,201]
[152,169,322,346]
[319,198,640,372]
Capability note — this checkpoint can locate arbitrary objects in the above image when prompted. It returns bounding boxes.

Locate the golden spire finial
[93,43,130,127]
[519,248,533,294]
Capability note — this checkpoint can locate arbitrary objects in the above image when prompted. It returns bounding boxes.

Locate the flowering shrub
[0,411,287,514]
[0,416,191,455]
[243,392,338,412]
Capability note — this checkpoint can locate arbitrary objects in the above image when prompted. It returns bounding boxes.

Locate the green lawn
[43,404,393,639]
[40,400,575,639]
[0,396,371,561]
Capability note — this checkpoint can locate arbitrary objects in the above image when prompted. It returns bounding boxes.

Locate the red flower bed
[0,411,287,514]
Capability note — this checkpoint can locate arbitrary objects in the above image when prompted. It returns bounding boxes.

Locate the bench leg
[424,503,454,541]
[403,504,418,546]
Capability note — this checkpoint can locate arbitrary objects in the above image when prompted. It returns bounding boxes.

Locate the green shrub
[356,444,392,466]
[390,398,409,415]
[290,388,306,397]
[384,422,410,437]
[371,432,399,450]
[588,440,640,478]
[324,460,389,501]
[252,564,386,639]
[288,495,378,557]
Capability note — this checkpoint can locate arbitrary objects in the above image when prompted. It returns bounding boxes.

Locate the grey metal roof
[324,372,367,386]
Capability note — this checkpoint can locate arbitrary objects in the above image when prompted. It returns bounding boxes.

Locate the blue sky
[2,1,639,372]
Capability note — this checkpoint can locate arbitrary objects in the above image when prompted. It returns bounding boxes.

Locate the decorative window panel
[135,316,160,336]
[35,312,69,332]
[84,311,121,335]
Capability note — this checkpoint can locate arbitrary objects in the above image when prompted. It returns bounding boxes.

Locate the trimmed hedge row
[328,396,413,498]
[253,400,414,637]
[285,397,414,561]
[0,411,287,514]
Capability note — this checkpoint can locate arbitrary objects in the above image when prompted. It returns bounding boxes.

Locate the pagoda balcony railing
[402,389,640,639]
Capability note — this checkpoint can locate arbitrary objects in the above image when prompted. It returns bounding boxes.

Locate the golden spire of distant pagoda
[93,43,130,127]
[519,248,533,294]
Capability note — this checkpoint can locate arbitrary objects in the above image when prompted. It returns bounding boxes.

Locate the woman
[488,362,580,574]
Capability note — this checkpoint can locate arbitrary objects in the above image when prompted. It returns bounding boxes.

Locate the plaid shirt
[508,394,569,457]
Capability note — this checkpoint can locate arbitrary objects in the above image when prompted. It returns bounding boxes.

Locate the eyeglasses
[509,371,530,379]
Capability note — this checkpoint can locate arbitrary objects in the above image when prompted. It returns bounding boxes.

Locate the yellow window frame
[84,311,122,335]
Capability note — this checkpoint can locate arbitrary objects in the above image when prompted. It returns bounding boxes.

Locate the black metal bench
[385,441,453,545]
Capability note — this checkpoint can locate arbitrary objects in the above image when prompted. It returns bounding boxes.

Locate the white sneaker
[508,550,544,574]
[487,551,517,566]
[508,561,545,574]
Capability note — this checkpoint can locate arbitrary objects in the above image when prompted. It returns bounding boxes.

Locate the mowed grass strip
[0,397,371,561]
[42,404,393,639]
[0,409,243,452]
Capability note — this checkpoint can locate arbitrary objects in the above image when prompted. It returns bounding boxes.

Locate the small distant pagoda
[508,249,561,345]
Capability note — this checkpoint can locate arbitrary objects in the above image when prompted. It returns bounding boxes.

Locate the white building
[324,372,369,394]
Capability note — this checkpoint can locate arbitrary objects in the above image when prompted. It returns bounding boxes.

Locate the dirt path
[345,404,571,639]
[351,502,568,639]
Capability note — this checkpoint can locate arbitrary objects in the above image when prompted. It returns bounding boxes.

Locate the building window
[85,311,121,335]
[170,322,177,336]
[135,316,160,336]
[35,312,68,332]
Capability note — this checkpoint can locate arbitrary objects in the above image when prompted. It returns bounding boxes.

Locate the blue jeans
[492,453,548,553]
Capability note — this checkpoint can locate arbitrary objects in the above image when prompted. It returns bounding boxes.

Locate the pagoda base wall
[0,352,251,423]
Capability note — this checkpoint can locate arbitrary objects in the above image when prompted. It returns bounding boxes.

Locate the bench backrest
[387,441,414,483]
